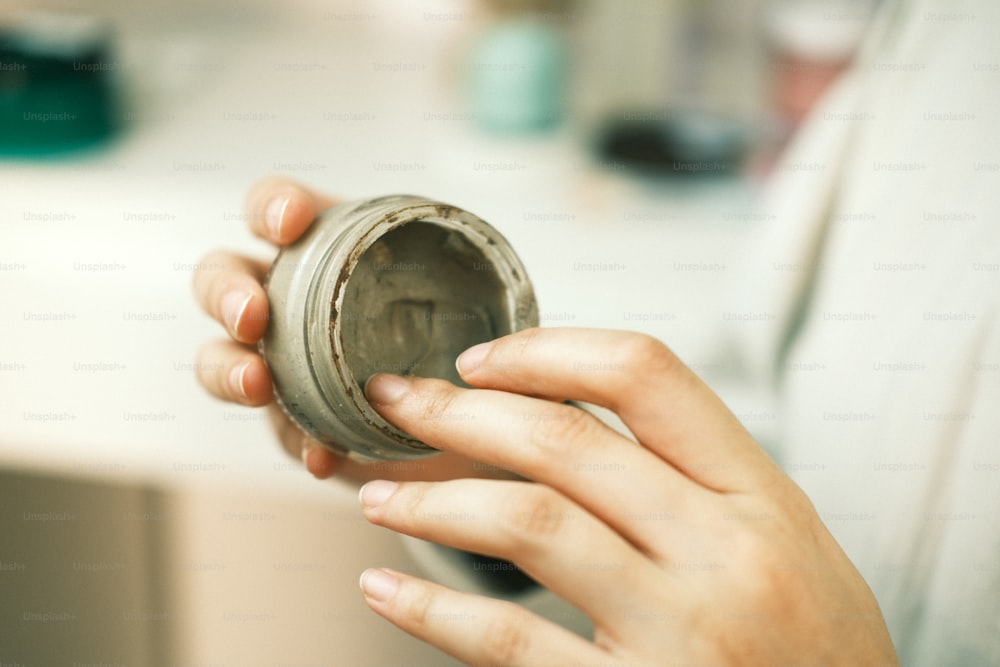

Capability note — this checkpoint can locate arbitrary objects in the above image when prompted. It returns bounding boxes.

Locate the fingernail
[365,374,410,406]
[265,195,290,240]
[456,341,492,375]
[359,480,398,508]
[222,291,253,337]
[359,568,398,603]
[229,359,251,400]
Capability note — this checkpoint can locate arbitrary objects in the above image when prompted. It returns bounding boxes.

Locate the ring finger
[191,251,270,344]
[360,477,669,640]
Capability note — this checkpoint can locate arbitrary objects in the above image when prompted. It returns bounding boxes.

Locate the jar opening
[337,220,511,390]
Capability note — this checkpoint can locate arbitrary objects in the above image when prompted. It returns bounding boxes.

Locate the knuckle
[729,526,802,604]
[501,486,570,544]
[528,404,596,458]
[510,326,543,353]
[193,347,215,384]
[480,605,533,664]
[414,381,460,424]
[194,344,228,396]
[400,586,436,631]
[393,482,432,522]
[191,251,226,291]
[494,326,543,373]
[617,333,681,377]
[198,249,231,268]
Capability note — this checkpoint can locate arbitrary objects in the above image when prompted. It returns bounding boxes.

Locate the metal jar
[260,195,538,461]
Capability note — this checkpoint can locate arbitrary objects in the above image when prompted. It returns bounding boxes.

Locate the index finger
[244,176,340,245]
[455,328,784,494]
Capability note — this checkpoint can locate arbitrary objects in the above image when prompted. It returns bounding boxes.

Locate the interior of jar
[337,221,512,389]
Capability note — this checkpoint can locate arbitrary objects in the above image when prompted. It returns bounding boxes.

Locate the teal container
[0,13,120,157]
[469,18,568,133]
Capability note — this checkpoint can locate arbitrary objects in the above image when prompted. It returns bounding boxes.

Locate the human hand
[357,328,899,666]
[192,177,512,483]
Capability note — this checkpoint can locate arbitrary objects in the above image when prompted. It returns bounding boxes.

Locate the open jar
[260,195,538,461]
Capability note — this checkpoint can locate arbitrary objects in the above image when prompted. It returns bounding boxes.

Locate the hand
[356,328,899,666]
[192,177,512,483]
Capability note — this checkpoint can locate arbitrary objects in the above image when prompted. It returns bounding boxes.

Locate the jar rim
[297,196,538,460]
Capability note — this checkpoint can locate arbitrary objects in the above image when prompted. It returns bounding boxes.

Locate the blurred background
[0,0,877,664]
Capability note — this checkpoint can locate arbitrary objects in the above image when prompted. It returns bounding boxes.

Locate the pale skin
[193,177,900,666]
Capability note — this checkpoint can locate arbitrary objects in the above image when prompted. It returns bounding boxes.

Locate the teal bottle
[469,18,567,133]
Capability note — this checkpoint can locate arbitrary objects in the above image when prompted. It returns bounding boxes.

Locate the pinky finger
[359,568,606,667]
[265,404,342,480]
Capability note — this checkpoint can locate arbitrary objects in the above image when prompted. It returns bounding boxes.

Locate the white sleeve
[903,315,1000,666]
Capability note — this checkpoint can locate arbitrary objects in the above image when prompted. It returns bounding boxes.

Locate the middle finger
[192,250,271,344]
[365,374,711,558]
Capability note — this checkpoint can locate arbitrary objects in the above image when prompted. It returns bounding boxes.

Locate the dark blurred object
[432,543,540,595]
[0,11,120,157]
[457,551,539,595]
[595,109,749,177]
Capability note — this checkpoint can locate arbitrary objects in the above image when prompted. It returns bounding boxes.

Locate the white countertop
[0,1,764,495]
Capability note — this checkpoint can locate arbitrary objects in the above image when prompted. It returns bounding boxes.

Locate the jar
[260,195,538,461]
